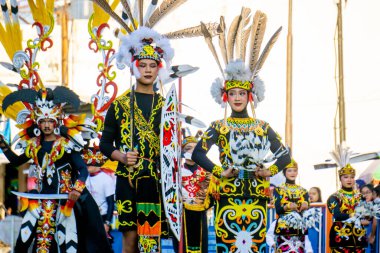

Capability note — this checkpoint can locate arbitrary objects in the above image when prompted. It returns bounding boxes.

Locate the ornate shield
[160,84,182,240]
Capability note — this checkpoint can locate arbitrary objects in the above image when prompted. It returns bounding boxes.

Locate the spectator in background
[374,185,380,203]
[83,146,115,244]
[360,184,376,253]
[308,186,323,253]
[309,187,322,203]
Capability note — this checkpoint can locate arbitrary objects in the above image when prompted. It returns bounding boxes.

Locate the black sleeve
[274,187,286,215]
[3,149,30,167]
[105,194,114,223]
[191,123,220,176]
[327,194,349,221]
[70,151,89,182]
[267,125,291,174]
[100,103,118,159]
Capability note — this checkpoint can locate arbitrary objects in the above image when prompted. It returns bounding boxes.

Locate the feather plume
[163,22,220,39]
[218,16,228,66]
[138,0,143,26]
[248,11,267,72]
[0,0,22,61]
[0,82,27,121]
[146,0,187,28]
[252,26,282,79]
[226,14,241,62]
[120,0,136,30]
[330,142,352,168]
[235,7,251,61]
[200,22,224,77]
[53,86,80,111]
[2,89,38,112]
[92,0,132,33]
[92,0,120,27]
[144,0,158,26]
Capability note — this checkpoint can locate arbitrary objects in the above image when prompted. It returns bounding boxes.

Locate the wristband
[73,179,85,193]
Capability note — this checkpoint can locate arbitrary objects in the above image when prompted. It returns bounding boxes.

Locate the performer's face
[39,118,55,136]
[227,88,248,112]
[340,174,355,188]
[183,142,196,155]
[285,167,298,181]
[136,59,159,86]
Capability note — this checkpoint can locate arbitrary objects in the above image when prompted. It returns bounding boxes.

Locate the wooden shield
[160,84,182,240]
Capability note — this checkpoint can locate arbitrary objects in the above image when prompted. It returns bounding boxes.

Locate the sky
[1,0,380,200]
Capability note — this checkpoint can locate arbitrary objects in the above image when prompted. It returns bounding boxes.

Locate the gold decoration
[338,164,356,176]
[254,126,264,136]
[220,125,229,135]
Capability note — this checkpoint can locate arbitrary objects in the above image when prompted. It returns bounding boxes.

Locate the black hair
[374,185,380,197]
[360,183,374,193]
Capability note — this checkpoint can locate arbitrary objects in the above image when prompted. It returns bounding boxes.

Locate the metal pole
[178,77,182,113]
[178,76,183,253]
[285,0,293,150]
[337,0,346,143]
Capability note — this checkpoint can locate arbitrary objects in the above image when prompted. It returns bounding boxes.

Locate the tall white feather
[330,142,352,168]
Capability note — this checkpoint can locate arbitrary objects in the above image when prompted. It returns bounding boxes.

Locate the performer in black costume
[100,27,174,253]
[0,87,112,253]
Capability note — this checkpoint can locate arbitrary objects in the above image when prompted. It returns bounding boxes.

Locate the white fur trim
[131,63,141,79]
[210,78,225,107]
[116,27,174,76]
[225,60,252,81]
[158,67,170,82]
[253,76,265,102]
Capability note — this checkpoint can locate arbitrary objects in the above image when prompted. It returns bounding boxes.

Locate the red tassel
[222,92,227,102]
[248,92,253,102]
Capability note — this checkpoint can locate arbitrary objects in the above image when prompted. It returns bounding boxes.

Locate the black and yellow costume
[192,113,290,253]
[273,179,309,252]
[327,187,366,252]
[100,90,169,251]
[3,137,112,253]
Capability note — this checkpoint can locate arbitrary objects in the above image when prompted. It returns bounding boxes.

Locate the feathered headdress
[330,143,356,176]
[92,0,221,81]
[2,86,95,150]
[117,26,174,80]
[181,127,202,149]
[203,8,281,112]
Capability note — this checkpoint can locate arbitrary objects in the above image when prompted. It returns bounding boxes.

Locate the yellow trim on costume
[182,136,198,148]
[212,165,223,178]
[225,80,252,91]
[268,164,278,176]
